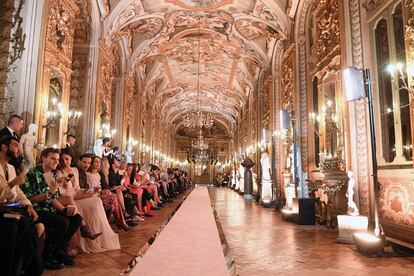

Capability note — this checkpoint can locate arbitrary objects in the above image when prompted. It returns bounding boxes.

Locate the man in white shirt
[0,136,43,275]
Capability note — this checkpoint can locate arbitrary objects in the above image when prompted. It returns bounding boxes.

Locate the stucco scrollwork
[46,0,78,58]
[96,41,115,132]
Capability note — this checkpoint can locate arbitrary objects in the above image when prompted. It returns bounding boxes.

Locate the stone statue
[93,139,103,157]
[260,146,271,180]
[124,144,133,163]
[346,171,359,216]
[237,162,244,190]
[20,124,42,168]
[260,146,272,204]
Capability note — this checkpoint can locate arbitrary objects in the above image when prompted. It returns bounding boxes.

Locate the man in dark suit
[65,134,78,167]
[0,115,24,171]
[0,115,24,140]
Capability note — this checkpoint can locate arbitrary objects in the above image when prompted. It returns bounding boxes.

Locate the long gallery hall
[1,0,414,275]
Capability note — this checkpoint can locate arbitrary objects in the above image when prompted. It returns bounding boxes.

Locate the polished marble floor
[209,188,414,276]
[43,191,190,276]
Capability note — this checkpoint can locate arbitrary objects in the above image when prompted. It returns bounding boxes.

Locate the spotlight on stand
[343,67,386,254]
[353,231,385,256]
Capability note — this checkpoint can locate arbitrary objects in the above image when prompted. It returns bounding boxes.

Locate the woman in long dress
[57,149,121,253]
[86,156,132,231]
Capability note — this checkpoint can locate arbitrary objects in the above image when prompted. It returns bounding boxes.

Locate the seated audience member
[57,149,121,253]
[86,156,132,230]
[22,148,82,269]
[0,136,43,275]
[150,165,166,205]
[108,158,137,217]
[126,164,160,216]
[159,168,172,202]
[118,160,127,176]
[167,168,178,197]
[56,149,101,240]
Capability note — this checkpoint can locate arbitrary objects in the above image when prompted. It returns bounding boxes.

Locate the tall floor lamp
[343,67,385,254]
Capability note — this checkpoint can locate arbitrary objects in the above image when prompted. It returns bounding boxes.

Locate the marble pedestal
[261,179,273,205]
[337,215,368,244]
[284,185,296,209]
[244,171,253,200]
[239,177,245,194]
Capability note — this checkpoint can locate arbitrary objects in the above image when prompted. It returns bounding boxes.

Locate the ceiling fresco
[103,0,290,135]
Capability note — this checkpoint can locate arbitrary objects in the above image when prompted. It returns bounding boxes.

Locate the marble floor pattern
[43,191,190,276]
[209,188,414,276]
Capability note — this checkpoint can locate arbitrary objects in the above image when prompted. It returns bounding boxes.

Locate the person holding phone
[0,135,43,275]
[22,148,83,270]
[57,149,118,253]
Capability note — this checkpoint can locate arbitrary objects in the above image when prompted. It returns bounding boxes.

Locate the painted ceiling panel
[106,0,288,132]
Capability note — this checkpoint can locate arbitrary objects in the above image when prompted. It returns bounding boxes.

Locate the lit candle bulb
[262,128,265,143]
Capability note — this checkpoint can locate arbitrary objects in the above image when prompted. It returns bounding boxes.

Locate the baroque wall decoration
[0,0,26,126]
[73,0,91,43]
[95,41,115,137]
[37,0,79,146]
[69,55,87,137]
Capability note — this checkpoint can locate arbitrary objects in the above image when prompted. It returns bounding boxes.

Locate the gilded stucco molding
[297,0,311,171]
[349,0,369,215]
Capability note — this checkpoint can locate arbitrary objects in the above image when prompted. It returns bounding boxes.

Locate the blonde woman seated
[57,149,120,253]
[86,155,132,231]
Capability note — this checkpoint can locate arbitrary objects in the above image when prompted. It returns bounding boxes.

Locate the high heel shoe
[80,225,103,240]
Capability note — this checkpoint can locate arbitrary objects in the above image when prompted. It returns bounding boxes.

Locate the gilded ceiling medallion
[167,0,232,10]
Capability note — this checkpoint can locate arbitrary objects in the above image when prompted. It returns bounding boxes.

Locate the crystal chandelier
[183,111,214,129]
[195,150,209,161]
[183,18,214,129]
[192,130,209,150]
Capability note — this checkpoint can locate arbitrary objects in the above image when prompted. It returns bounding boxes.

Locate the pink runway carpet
[131,186,229,276]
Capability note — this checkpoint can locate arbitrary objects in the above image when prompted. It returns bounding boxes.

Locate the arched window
[371,2,413,165]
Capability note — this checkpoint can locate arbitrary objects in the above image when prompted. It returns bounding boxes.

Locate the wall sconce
[43,98,63,128]
[309,112,322,136]
[386,62,414,93]
[64,110,82,134]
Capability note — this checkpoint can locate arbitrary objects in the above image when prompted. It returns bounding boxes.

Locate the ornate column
[95,40,114,139]
[122,73,135,149]
[347,0,370,216]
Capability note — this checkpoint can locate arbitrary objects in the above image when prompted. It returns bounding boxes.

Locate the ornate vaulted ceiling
[103,0,290,134]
